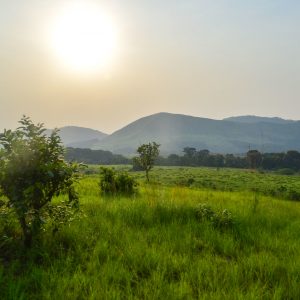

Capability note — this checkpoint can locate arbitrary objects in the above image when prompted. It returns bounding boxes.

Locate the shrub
[187,177,195,186]
[195,203,215,221]
[195,203,234,229]
[0,116,80,247]
[99,167,138,196]
[213,209,234,229]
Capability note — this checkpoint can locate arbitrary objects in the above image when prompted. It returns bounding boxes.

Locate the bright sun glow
[49,3,118,73]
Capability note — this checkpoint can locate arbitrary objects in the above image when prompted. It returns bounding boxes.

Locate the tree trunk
[19,215,32,247]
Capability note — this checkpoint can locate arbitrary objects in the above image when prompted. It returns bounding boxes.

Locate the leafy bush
[99,167,138,196]
[195,203,234,229]
[187,177,195,186]
[213,209,234,229]
[195,203,215,220]
[0,116,80,247]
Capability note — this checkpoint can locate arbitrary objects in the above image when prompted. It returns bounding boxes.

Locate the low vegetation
[129,166,300,201]
[1,175,300,299]
[1,120,300,298]
[99,167,138,196]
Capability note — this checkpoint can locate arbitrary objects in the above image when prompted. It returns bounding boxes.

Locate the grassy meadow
[1,167,300,299]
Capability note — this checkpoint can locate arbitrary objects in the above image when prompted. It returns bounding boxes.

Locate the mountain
[46,126,107,147]
[91,112,300,155]
[223,115,295,124]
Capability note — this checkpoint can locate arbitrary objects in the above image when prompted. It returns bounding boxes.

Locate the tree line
[157,148,300,171]
[65,147,130,164]
[66,147,300,171]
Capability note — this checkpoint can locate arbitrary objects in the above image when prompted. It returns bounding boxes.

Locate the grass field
[88,165,300,201]
[1,167,300,299]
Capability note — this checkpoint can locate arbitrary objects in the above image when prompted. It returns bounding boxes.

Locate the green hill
[46,126,107,147]
[91,112,300,155]
[223,115,295,124]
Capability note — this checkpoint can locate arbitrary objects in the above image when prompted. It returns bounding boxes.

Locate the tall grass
[1,173,300,299]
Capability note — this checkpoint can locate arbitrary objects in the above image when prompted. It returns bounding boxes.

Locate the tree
[247,150,262,169]
[182,147,197,166]
[0,116,80,247]
[167,154,181,166]
[133,142,160,182]
[284,150,300,170]
[196,149,210,166]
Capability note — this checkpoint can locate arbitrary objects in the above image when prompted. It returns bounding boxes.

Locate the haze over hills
[223,115,296,125]
[46,113,300,156]
[46,126,107,148]
[86,112,300,156]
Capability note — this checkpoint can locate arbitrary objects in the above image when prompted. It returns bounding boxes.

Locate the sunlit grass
[1,169,300,299]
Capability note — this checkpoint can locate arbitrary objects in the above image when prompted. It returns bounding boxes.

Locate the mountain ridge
[91,112,300,155]
[223,115,297,124]
[45,113,300,155]
[46,126,108,147]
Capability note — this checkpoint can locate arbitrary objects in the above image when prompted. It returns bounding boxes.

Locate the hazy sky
[0,0,299,133]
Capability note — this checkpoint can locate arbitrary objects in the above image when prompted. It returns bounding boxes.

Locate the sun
[49,2,118,73]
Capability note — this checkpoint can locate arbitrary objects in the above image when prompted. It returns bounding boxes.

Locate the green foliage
[0,116,80,246]
[133,142,160,182]
[99,167,138,196]
[247,150,262,169]
[195,203,215,220]
[65,147,130,165]
[1,177,300,299]
[195,203,234,229]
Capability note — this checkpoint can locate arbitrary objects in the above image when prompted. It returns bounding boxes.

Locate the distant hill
[91,113,300,155]
[223,115,296,124]
[46,126,107,147]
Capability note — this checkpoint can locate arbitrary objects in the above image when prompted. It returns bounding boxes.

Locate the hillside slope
[223,115,295,124]
[92,112,300,155]
[46,126,107,147]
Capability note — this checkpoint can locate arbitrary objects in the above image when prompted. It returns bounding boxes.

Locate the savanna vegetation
[1,118,300,299]
[66,146,300,172]
[1,164,300,299]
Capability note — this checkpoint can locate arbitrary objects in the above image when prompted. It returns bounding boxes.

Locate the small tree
[133,142,160,182]
[0,116,80,247]
[247,150,262,170]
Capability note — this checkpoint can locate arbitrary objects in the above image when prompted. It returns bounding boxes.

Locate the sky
[0,0,299,133]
